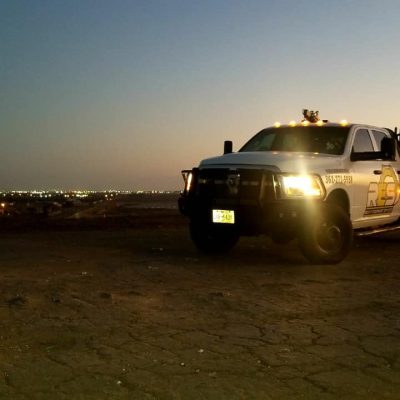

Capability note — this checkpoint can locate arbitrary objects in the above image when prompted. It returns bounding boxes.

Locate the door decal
[364,165,400,216]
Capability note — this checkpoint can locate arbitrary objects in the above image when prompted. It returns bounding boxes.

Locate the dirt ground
[0,209,399,399]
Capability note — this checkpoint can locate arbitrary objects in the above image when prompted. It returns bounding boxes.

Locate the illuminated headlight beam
[279,174,325,198]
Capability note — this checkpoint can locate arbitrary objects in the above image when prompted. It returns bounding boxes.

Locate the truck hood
[199,151,343,173]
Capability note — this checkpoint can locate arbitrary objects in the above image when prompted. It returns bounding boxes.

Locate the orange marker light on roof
[316,120,324,126]
[289,120,297,127]
[340,120,348,126]
[302,120,310,126]
[274,122,281,128]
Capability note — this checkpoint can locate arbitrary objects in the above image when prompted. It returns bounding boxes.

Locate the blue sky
[2,0,400,190]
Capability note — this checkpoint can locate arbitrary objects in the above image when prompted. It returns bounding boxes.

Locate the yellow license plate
[212,209,235,224]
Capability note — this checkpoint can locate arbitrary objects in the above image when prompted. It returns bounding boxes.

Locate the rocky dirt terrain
[0,205,399,399]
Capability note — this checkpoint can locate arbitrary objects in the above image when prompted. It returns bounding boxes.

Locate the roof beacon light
[274,122,281,128]
[289,120,297,127]
[316,120,324,126]
[340,120,348,126]
[302,109,320,123]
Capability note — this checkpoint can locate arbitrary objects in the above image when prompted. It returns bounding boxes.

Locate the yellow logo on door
[364,165,400,216]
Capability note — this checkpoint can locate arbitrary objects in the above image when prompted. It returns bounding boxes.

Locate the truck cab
[179,111,400,264]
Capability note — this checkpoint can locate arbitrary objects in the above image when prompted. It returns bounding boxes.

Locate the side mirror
[224,140,233,155]
[381,137,396,160]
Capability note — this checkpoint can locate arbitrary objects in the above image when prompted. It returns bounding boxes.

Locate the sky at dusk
[2,0,400,190]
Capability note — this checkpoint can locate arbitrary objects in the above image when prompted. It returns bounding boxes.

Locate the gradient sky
[2,0,400,190]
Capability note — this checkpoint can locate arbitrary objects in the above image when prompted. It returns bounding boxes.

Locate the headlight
[277,174,325,199]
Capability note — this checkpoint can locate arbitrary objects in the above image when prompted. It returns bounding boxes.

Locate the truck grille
[196,168,275,203]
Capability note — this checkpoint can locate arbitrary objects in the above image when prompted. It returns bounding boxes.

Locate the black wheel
[298,204,353,264]
[189,219,239,254]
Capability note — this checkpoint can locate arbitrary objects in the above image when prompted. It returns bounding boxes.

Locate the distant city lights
[0,189,177,198]
[0,189,179,217]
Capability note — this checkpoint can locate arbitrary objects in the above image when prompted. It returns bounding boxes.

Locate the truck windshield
[240,126,349,155]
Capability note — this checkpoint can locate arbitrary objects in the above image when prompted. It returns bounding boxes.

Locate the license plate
[212,209,235,224]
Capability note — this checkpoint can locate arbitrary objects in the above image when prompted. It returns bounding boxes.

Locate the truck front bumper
[178,167,324,236]
[179,192,322,236]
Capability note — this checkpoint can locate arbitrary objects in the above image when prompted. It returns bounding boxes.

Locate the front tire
[189,219,239,254]
[299,204,353,264]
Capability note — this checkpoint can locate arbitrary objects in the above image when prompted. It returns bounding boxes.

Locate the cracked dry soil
[0,213,399,399]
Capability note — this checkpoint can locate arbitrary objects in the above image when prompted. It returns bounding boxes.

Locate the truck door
[350,128,400,227]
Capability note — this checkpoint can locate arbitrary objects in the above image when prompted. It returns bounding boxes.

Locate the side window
[371,130,388,151]
[352,129,374,152]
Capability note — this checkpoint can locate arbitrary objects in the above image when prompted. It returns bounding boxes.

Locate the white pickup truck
[179,110,400,264]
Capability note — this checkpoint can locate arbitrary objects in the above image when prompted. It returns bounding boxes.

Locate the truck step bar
[356,223,400,237]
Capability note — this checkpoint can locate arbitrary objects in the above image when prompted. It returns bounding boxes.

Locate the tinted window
[352,129,373,152]
[240,126,349,155]
[372,130,388,150]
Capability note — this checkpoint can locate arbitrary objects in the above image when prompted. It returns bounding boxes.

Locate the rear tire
[190,219,239,254]
[299,204,353,264]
